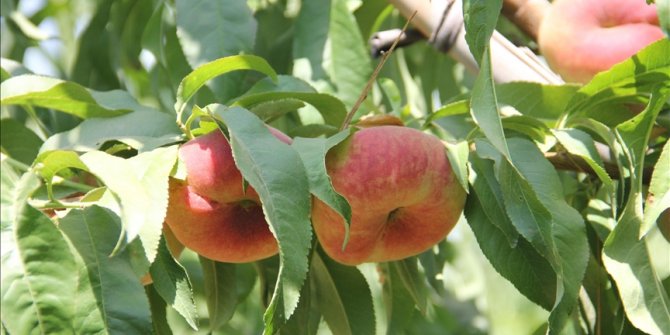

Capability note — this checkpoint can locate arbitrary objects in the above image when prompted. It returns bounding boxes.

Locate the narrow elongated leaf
[553,128,613,186]
[0,158,20,229]
[496,82,579,120]
[1,58,32,81]
[645,140,670,229]
[444,140,470,193]
[199,257,237,331]
[146,284,174,335]
[465,162,556,309]
[391,258,428,314]
[40,109,181,153]
[468,153,519,246]
[603,87,670,335]
[311,253,375,335]
[0,119,43,166]
[233,76,348,127]
[504,139,589,334]
[149,236,197,330]
[175,0,258,100]
[0,75,136,119]
[1,174,77,334]
[426,100,470,124]
[477,138,589,334]
[659,0,669,37]
[566,39,670,118]
[34,151,88,183]
[292,0,371,108]
[383,262,415,335]
[59,206,153,335]
[80,146,178,262]
[292,131,352,246]
[175,55,277,115]
[470,49,510,158]
[215,106,311,332]
[462,0,502,62]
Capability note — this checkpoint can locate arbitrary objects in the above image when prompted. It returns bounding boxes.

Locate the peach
[311,126,466,265]
[538,0,664,83]
[165,129,291,263]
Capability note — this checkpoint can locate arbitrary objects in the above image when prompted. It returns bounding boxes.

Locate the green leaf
[0,158,21,229]
[146,284,174,335]
[0,119,43,166]
[292,131,352,247]
[199,257,238,331]
[1,58,32,81]
[496,82,579,120]
[478,138,589,334]
[645,140,670,229]
[214,106,312,332]
[0,75,136,119]
[391,258,428,314]
[470,49,510,158]
[174,55,278,116]
[467,152,519,246]
[382,262,416,335]
[292,0,372,108]
[281,269,320,335]
[1,185,77,334]
[566,39,670,120]
[603,86,670,335]
[59,206,153,335]
[249,99,306,122]
[175,0,257,100]
[149,236,198,330]
[40,109,181,153]
[506,139,589,334]
[553,128,613,186]
[425,100,469,124]
[465,159,556,310]
[443,140,470,193]
[501,115,551,146]
[233,75,348,127]
[34,151,88,183]
[311,252,375,335]
[80,146,178,262]
[462,0,502,62]
[660,0,670,38]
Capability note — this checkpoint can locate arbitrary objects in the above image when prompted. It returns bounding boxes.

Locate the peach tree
[1,0,669,334]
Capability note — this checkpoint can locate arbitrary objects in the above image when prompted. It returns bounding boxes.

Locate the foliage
[1,0,669,334]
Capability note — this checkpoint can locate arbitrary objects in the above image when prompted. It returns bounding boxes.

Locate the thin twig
[340,10,418,131]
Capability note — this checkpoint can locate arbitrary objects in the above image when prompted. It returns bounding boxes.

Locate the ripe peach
[165,129,290,263]
[311,126,466,265]
[538,0,664,83]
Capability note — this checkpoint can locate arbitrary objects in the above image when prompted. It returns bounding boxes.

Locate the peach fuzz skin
[312,126,466,265]
[538,0,664,83]
[165,128,291,263]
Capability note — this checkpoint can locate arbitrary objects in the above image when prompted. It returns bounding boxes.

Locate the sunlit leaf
[80,146,178,262]
[1,75,136,119]
[603,87,670,335]
[175,55,277,116]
